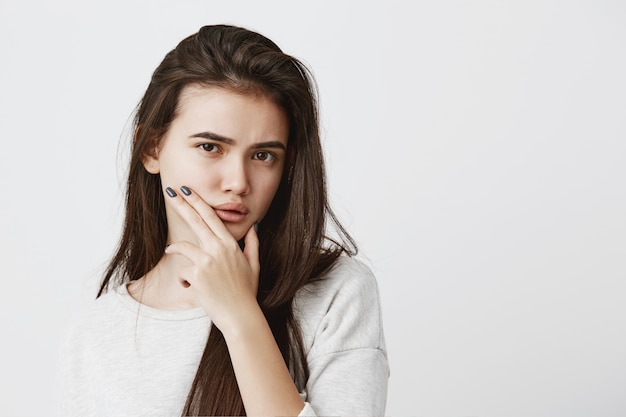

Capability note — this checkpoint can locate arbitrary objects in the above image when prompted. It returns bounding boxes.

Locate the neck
[128,252,201,310]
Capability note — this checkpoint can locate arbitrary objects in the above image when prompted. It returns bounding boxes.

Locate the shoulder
[297,254,381,304]
[60,286,129,353]
[293,255,386,359]
[57,287,126,389]
[73,287,125,327]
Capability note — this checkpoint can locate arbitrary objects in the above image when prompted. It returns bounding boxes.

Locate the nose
[220,158,251,195]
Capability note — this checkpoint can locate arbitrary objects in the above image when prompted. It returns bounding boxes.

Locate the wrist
[218,299,267,343]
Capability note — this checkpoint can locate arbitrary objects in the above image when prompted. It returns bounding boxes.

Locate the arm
[164,187,305,416]
[223,258,390,417]
[221,300,305,416]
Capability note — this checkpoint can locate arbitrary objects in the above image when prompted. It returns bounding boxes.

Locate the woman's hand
[163,185,260,332]
[162,185,305,416]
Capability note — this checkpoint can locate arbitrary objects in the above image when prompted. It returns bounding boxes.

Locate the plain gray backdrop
[1,1,625,416]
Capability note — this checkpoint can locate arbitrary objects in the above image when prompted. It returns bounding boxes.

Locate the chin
[225,223,249,241]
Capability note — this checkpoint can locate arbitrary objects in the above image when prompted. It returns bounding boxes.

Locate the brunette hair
[98,24,355,415]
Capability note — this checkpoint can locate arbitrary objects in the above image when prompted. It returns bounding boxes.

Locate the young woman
[59,24,388,416]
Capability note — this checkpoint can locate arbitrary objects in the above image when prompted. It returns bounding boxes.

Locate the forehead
[177,84,274,113]
[172,84,289,144]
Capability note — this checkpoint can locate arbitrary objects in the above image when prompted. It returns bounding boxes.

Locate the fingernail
[165,187,177,197]
[180,185,191,196]
[254,223,259,232]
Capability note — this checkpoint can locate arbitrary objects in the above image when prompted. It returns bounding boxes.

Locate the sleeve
[294,257,390,416]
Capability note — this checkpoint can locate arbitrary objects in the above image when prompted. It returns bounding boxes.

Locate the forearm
[222,302,305,417]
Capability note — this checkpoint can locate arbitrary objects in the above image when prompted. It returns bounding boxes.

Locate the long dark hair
[98,25,356,416]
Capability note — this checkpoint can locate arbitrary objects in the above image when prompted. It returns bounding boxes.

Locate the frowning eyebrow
[190,131,286,151]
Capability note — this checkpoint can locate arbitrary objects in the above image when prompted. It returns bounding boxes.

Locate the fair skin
[129,85,304,416]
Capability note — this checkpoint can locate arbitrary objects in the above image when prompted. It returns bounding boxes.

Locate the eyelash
[197,143,277,163]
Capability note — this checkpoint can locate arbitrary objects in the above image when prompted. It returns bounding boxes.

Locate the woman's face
[144,85,289,241]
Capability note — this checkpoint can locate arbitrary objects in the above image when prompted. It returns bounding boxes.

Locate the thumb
[243,224,260,277]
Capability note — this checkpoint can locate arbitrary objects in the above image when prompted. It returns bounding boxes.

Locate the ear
[142,149,160,174]
[136,126,161,174]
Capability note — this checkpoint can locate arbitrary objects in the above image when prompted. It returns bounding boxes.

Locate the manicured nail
[165,187,177,197]
[180,185,192,196]
[254,223,259,232]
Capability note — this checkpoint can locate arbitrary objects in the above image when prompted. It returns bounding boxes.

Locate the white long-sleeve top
[58,255,389,416]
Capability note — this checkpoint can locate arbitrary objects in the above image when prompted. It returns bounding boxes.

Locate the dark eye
[199,143,219,153]
[253,151,275,162]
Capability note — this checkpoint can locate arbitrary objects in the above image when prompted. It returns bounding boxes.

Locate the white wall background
[1,1,624,416]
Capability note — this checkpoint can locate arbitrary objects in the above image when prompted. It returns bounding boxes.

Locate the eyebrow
[190,131,286,150]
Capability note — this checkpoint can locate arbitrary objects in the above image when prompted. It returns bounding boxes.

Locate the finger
[165,240,207,265]
[178,185,234,241]
[243,224,260,276]
[164,187,219,247]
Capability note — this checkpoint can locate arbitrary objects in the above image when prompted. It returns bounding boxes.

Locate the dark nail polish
[165,187,177,197]
[180,185,192,196]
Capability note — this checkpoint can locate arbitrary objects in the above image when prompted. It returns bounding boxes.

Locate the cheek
[255,173,283,210]
[160,159,218,191]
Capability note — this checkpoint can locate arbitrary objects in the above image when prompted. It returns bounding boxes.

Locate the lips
[213,202,249,223]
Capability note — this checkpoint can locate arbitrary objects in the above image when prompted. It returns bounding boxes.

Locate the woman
[59,24,388,416]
